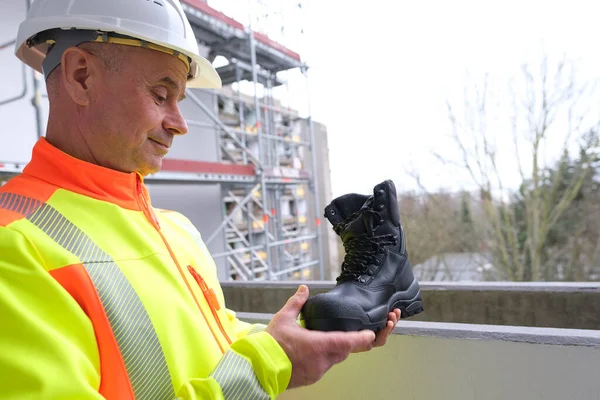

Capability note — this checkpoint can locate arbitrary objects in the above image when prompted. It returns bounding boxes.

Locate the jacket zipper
[136,176,161,230]
[135,175,230,352]
[188,265,232,346]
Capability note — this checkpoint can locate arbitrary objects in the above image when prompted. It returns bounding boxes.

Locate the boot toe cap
[301,292,366,320]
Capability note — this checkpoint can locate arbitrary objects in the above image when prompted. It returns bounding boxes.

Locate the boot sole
[388,284,424,320]
[302,280,424,332]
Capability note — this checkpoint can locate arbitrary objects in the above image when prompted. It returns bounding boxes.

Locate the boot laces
[334,210,398,282]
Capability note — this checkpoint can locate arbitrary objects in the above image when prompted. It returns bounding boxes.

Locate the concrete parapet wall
[222,281,600,329]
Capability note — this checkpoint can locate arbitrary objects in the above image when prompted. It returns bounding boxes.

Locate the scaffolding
[0,0,325,281]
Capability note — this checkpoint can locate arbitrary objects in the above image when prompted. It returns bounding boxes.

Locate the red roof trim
[162,159,256,176]
[181,0,301,62]
[253,31,301,62]
[181,0,245,30]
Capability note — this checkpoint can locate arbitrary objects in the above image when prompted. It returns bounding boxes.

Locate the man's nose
[163,104,188,135]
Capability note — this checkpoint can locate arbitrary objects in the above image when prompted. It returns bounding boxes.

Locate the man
[0,0,401,399]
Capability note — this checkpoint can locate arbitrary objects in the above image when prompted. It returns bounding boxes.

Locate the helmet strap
[29,29,192,81]
[29,29,98,80]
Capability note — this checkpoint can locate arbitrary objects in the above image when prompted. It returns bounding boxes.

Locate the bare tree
[397,190,487,280]
[443,56,600,281]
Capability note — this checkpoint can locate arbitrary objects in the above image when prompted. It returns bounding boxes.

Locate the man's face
[85,46,188,176]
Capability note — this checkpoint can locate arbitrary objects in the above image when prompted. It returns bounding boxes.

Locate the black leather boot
[301,180,423,332]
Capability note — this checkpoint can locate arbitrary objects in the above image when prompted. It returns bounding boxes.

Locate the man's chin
[138,157,164,177]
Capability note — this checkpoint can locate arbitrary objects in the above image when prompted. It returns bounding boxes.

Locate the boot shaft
[325,180,410,284]
[325,180,407,256]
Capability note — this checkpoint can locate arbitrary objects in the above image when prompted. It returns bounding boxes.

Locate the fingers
[373,309,401,347]
[279,285,309,319]
[373,322,391,347]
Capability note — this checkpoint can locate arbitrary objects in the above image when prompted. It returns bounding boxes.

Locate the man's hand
[373,308,401,347]
[266,285,376,389]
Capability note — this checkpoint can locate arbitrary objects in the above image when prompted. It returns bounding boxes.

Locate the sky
[212,0,600,198]
[3,0,600,200]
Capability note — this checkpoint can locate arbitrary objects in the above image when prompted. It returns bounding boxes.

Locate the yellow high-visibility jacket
[0,138,291,399]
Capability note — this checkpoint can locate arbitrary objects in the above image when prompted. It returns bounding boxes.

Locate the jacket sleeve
[225,308,268,337]
[177,296,288,399]
[177,278,289,399]
[0,227,104,399]
[177,330,292,400]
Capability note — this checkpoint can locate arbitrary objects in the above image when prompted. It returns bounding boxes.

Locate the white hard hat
[15,0,222,88]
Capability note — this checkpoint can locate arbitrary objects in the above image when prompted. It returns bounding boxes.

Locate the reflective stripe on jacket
[0,138,291,399]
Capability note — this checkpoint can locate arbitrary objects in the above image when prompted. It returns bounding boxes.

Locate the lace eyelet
[367,270,374,276]
[377,204,385,211]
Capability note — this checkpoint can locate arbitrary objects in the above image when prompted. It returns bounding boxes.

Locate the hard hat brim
[15,19,222,89]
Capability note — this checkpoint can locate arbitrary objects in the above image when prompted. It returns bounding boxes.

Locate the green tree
[444,57,600,281]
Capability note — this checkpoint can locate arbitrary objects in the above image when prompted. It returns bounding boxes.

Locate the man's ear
[60,47,98,107]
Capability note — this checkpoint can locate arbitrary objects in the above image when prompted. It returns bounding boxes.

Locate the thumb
[279,285,309,318]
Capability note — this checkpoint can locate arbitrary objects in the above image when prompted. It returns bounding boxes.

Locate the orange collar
[22,138,147,210]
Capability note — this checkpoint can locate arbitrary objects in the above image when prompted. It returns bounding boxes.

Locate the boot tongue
[324,193,370,226]
[341,196,378,240]
[359,196,374,212]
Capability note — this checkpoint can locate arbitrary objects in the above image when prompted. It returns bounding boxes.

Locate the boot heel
[395,299,424,319]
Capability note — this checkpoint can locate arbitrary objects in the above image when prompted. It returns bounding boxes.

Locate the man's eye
[153,92,167,103]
